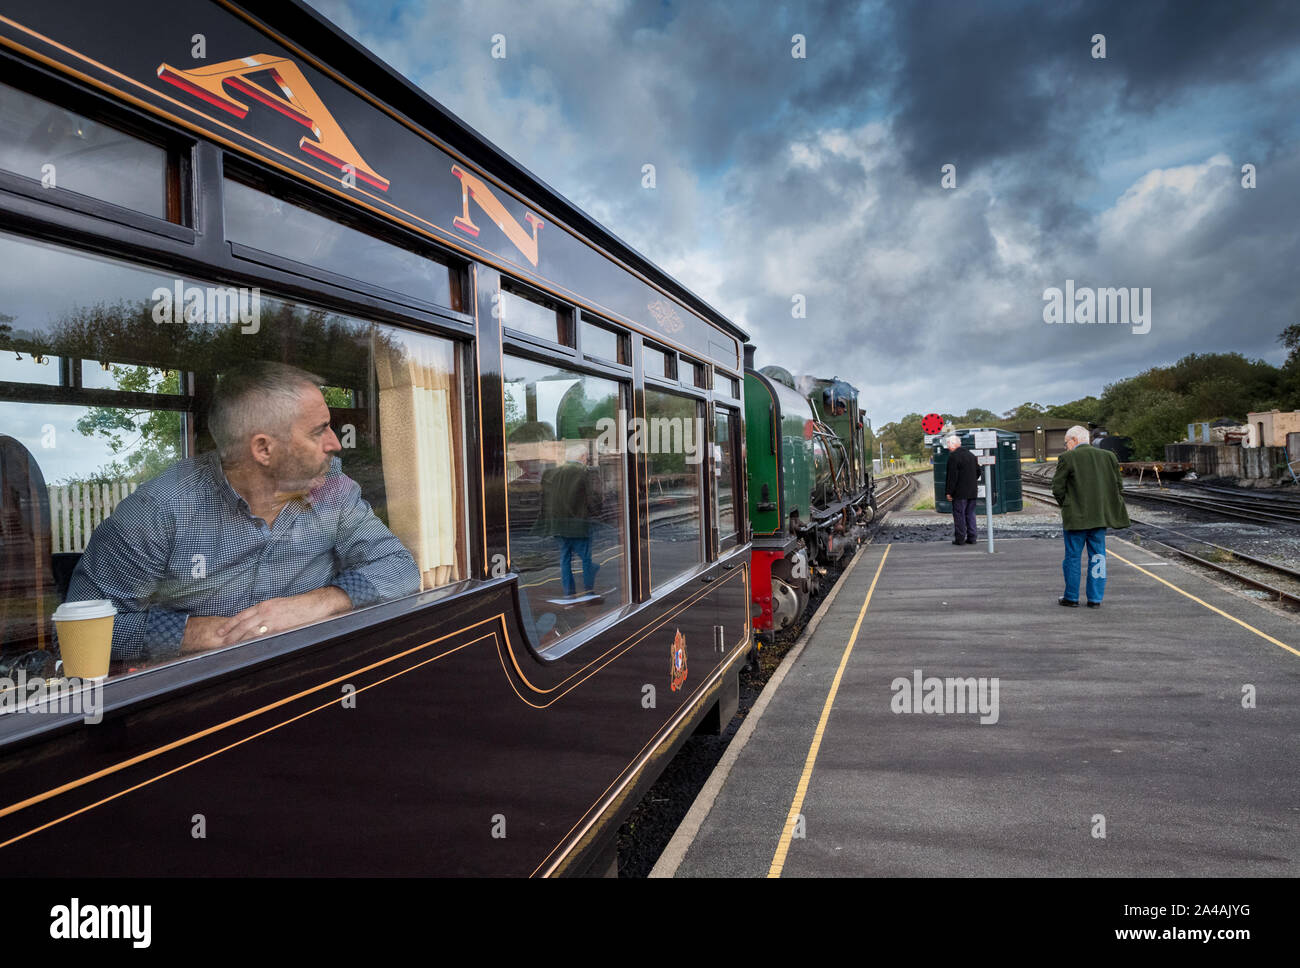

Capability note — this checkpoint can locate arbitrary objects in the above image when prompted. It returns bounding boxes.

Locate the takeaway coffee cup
[52,600,116,680]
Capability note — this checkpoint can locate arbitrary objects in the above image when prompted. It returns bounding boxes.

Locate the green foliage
[1002,401,1045,421]
[73,365,183,484]
[956,407,999,425]
[1044,396,1102,424]
[880,335,1295,462]
[1095,350,1287,459]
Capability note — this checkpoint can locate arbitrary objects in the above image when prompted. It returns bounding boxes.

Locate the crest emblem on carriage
[647,299,684,334]
[669,629,688,692]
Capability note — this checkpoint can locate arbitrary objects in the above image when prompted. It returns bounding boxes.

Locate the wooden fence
[47,481,139,553]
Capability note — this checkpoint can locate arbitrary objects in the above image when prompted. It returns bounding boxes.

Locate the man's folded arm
[329,478,422,608]
[65,494,188,663]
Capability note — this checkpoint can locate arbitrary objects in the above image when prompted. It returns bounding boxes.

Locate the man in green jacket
[1051,425,1130,608]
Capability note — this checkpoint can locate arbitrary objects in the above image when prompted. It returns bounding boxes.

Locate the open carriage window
[0,231,466,686]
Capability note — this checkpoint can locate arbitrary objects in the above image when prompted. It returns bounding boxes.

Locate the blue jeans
[1063,528,1107,603]
[558,536,597,596]
[952,498,978,541]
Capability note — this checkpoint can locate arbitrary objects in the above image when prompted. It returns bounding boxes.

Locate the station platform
[657,536,1300,877]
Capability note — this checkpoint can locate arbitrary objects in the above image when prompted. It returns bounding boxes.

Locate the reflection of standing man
[944,435,980,545]
[539,444,603,598]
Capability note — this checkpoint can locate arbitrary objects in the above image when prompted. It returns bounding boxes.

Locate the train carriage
[0,0,751,876]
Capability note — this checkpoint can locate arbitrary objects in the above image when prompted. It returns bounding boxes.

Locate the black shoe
[1058,597,1079,607]
[965,537,976,544]
[952,538,964,545]
[1086,601,1101,608]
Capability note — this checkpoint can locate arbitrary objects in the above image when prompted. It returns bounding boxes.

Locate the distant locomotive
[743,347,875,641]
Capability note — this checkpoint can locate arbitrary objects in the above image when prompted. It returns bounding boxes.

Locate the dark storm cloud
[890,0,1300,176]
[309,0,1300,422]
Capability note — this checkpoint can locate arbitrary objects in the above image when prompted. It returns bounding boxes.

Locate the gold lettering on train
[156,54,390,192]
[451,164,544,266]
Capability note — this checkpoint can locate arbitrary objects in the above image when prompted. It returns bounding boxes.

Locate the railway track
[1020,475,1300,607]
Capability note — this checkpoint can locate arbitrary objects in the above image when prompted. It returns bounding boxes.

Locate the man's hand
[180,615,239,654]
[946,494,952,501]
[216,587,353,644]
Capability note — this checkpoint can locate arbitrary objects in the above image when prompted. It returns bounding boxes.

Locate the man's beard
[274,454,332,495]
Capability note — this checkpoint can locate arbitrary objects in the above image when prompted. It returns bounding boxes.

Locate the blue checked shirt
[66,452,420,663]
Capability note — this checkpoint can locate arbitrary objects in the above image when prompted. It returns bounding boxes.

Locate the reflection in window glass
[500,288,570,346]
[0,81,169,219]
[643,344,672,380]
[224,179,460,310]
[0,231,464,686]
[645,388,703,587]
[504,355,627,647]
[687,360,708,388]
[80,361,186,394]
[715,409,737,539]
[0,353,61,386]
[582,320,625,364]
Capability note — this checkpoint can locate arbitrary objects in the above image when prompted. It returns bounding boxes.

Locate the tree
[957,407,999,425]
[73,365,183,483]
[1002,402,1045,421]
[1044,396,1102,425]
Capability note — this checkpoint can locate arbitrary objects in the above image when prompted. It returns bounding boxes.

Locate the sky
[304,0,1300,426]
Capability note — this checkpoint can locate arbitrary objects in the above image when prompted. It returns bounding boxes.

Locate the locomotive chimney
[743,343,756,370]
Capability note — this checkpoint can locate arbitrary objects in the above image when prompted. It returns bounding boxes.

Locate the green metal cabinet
[932,428,1023,514]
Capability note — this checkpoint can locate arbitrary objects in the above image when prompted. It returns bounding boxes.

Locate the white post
[984,464,994,553]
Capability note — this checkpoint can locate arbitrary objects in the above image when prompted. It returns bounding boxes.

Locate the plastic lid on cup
[52,599,117,621]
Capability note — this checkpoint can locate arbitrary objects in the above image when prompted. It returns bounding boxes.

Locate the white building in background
[1245,410,1300,452]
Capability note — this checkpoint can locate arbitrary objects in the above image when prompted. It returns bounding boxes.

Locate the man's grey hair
[1065,425,1091,446]
[209,361,324,463]
[944,434,962,449]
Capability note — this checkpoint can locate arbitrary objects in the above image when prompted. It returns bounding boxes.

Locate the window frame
[0,64,194,240]
[713,403,742,555]
[499,345,636,652]
[0,228,473,697]
[578,312,630,369]
[497,278,575,353]
[641,384,708,591]
[221,165,470,322]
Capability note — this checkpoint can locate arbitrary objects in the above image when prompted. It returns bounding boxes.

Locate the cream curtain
[374,330,460,588]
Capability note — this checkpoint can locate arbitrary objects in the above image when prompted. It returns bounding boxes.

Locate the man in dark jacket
[943,435,981,545]
[1051,425,1131,607]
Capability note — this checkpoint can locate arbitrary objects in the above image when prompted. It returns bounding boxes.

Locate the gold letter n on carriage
[451,164,544,266]
[156,54,389,192]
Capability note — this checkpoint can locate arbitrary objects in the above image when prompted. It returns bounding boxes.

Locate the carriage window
[224,178,462,311]
[644,388,704,588]
[0,231,465,686]
[643,343,674,380]
[0,81,174,221]
[499,286,573,347]
[503,355,628,648]
[581,319,628,365]
[715,408,738,541]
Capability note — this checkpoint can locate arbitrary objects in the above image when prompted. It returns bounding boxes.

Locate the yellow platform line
[1110,548,1298,658]
[768,544,892,878]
